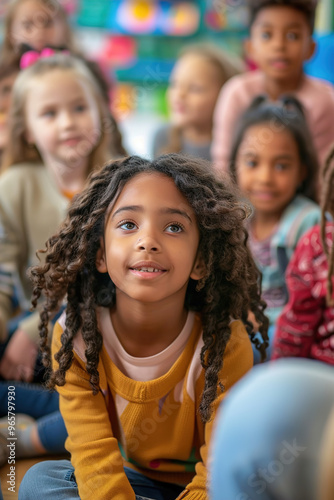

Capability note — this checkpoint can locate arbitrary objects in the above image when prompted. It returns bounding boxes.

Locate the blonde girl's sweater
[0,162,69,341]
[53,308,253,500]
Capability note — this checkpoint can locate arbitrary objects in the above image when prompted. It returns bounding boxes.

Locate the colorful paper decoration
[101,35,138,67]
[163,2,200,36]
[109,0,200,36]
[115,0,159,34]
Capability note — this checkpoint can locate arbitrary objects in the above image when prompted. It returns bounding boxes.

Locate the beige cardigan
[0,162,69,341]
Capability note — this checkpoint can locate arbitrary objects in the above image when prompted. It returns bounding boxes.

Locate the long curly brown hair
[30,154,269,422]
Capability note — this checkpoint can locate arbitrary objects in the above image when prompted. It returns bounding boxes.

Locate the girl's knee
[19,459,73,499]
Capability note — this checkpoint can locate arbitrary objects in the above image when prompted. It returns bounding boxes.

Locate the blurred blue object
[304,33,334,84]
[209,359,334,500]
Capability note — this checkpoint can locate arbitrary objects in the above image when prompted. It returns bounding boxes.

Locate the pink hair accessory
[20,48,69,69]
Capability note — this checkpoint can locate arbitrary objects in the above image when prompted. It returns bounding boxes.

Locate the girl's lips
[129,269,166,279]
[270,59,289,69]
[252,191,276,200]
[129,262,167,279]
[61,137,82,146]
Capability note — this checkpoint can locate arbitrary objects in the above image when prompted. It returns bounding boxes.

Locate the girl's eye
[275,163,289,171]
[75,104,86,112]
[261,31,271,40]
[119,221,137,231]
[42,110,56,117]
[165,223,184,233]
[43,17,53,28]
[22,20,33,32]
[287,32,299,41]
[245,159,257,168]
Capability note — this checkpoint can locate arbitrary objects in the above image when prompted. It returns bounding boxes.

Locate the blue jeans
[0,307,64,383]
[0,382,67,453]
[209,359,334,500]
[19,460,184,500]
[0,381,59,418]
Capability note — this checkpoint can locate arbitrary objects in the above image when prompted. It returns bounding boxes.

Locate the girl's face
[235,124,305,218]
[0,71,18,150]
[97,172,204,306]
[167,53,222,132]
[10,0,68,52]
[25,69,101,170]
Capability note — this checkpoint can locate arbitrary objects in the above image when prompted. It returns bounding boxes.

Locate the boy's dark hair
[229,95,319,202]
[30,154,269,423]
[247,0,318,33]
[320,144,334,305]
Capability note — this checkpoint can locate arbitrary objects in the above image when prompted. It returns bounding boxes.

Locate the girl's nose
[257,165,272,183]
[272,32,286,50]
[135,235,161,253]
[59,110,74,129]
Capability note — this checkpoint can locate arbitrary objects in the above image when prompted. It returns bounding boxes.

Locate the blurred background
[1,0,333,157]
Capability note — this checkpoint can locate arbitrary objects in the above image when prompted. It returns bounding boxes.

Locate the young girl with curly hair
[229,95,321,362]
[19,154,268,500]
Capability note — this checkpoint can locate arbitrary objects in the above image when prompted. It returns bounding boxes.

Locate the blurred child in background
[272,145,334,365]
[152,44,243,161]
[229,95,321,361]
[212,0,334,175]
[0,53,122,382]
[0,0,76,60]
[0,56,19,165]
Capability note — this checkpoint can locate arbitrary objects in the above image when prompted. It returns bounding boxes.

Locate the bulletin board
[1,0,333,117]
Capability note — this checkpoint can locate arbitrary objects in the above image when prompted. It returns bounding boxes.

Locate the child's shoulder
[153,122,170,144]
[0,161,44,183]
[222,70,265,97]
[300,75,334,105]
[298,221,334,251]
[152,122,170,158]
[290,223,330,266]
[274,195,320,248]
[303,74,334,92]
[0,162,45,198]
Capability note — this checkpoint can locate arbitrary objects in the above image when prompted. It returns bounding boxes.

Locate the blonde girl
[0,0,76,60]
[0,53,124,382]
[152,44,244,160]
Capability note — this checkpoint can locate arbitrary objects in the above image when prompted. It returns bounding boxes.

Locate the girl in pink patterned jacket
[273,146,334,365]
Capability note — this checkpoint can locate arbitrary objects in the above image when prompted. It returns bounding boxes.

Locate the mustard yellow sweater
[53,311,253,500]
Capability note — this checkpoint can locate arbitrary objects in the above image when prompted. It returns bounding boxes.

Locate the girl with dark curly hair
[20,153,268,500]
[229,95,321,363]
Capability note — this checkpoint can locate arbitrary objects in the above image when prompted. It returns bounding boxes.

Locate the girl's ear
[306,38,316,61]
[96,239,107,273]
[190,254,206,281]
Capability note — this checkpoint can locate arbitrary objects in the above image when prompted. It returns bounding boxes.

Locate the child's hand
[0,328,38,381]
[247,311,260,333]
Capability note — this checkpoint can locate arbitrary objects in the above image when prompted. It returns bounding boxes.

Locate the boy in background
[212,0,334,173]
